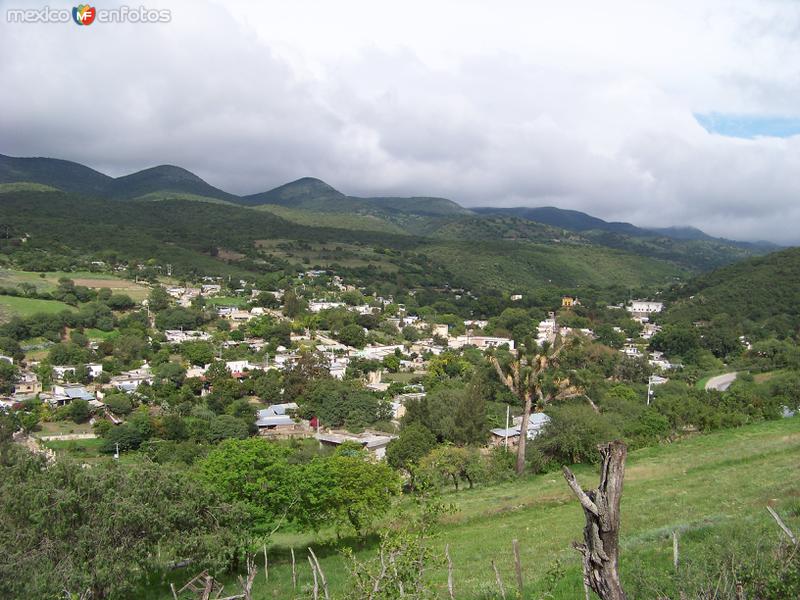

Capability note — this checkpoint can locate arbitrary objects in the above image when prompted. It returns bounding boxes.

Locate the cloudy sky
[2,0,800,243]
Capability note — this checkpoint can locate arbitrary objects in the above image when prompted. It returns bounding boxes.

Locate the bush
[104,393,133,416]
[67,399,90,424]
[532,404,620,465]
[100,423,143,453]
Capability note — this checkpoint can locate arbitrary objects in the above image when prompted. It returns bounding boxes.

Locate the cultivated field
[0,269,150,301]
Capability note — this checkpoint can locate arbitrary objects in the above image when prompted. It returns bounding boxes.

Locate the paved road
[705,372,737,391]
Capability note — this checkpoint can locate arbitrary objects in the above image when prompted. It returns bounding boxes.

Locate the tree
[147,285,170,312]
[283,351,330,401]
[451,375,489,446]
[419,445,484,490]
[0,361,17,395]
[297,379,389,429]
[207,414,249,442]
[0,453,248,599]
[104,393,133,416]
[100,423,142,453]
[490,327,583,475]
[67,399,91,423]
[196,438,297,529]
[283,288,304,318]
[180,340,216,366]
[337,323,367,348]
[321,447,401,535]
[533,404,620,465]
[386,423,437,488]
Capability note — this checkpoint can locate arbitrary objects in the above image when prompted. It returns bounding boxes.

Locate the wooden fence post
[512,539,523,597]
[445,543,455,600]
[308,556,318,600]
[291,547,297,590]
[491,560,506,600]
[672,531,679,572]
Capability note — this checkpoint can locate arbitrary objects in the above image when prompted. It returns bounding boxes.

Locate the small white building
[628,300,664,314]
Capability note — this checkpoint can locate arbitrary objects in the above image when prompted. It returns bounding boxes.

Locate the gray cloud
[2,0,800,243]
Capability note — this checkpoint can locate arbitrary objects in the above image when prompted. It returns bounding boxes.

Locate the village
[1,264,680,460]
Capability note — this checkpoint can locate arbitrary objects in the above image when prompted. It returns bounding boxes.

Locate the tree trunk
[562,441,627,600]
[515,392,533,475]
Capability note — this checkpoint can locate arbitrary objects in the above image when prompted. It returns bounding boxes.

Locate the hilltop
[0,153,779,275]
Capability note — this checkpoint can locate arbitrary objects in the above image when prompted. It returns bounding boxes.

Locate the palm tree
[489,327,582,475]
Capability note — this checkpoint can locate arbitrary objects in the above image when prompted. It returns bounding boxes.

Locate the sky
[2,0,800,244]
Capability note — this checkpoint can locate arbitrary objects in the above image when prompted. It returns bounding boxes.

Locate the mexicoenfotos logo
[72,4,96,25]
[6,5,172,24]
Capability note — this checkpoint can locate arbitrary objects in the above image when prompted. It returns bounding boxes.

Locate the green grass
[143,417,800,599]
[43,437,105,458]
[204,296,249,307]
[35,420,95,437]
[0,295,75,321]
[84,327,120,340]
[0,182,59,193]
[0,268,150,300]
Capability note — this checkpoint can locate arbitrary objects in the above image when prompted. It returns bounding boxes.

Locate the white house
[449,335,515,351]
[309,301,345,313]
[314,431,397,460]
[628,300,664,314]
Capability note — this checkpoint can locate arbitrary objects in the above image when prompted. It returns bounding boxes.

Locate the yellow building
[561,295,576,307]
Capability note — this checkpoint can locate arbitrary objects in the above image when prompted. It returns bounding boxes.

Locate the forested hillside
[0,190,684,293]
[663,246,800,338]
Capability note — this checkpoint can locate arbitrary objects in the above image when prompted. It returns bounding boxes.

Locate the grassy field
[205,296,249,308]
[34,420,95,437]
[0,295,75,321]
[0,269,150,301]
[143,417,800,599]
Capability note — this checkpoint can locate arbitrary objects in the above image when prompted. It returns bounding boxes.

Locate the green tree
[337,323,367,348]
[0,453,248,599]
[147,285,170,312]
[67,399,91,423]
[419,445,484,490]
[320,447,401,535]
[104,393,133,416]
[196,438,297,529]
[532,404,619,465]
[386,423,437,489]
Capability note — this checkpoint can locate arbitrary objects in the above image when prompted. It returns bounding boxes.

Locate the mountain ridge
[0,153,778,250]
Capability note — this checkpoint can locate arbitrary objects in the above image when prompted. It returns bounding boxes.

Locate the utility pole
[647,375,654,406]
[505,404,510,449]
[114,442,119,460]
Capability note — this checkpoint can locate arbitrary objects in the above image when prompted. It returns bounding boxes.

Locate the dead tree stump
[562,441,628,600]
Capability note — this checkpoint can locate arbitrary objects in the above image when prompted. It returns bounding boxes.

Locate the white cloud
[1,0,800,243]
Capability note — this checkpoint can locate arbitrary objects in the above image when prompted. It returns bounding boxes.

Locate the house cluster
[489,412,551,448]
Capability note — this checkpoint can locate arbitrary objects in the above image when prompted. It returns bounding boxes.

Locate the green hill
[0,190,687,294]
[110,165,238,202]
[0,153,113,196]
[663,246,800,337]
